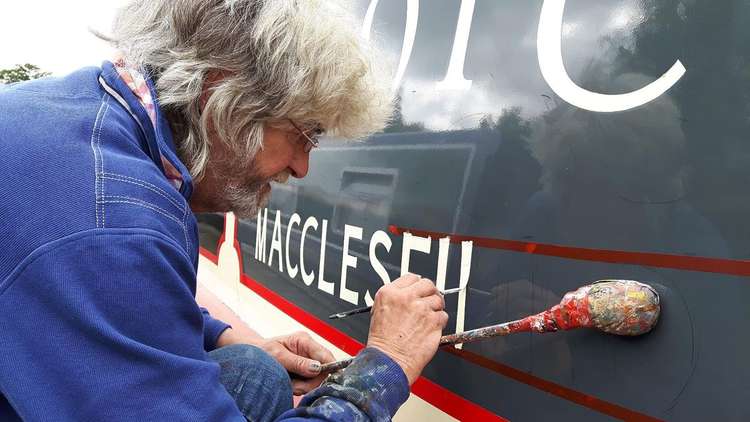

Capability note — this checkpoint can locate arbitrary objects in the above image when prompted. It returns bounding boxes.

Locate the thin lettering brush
[320,280,660,374]
[328,287,463,320]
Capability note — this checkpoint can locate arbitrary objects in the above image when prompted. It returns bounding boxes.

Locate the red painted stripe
[200,247,663,421]
[201,247,218,264]
[443,347,663,422]
[199,248,507,421]
[389,225,750,277]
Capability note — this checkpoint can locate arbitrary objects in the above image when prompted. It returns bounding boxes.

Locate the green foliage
[0,64,50,84]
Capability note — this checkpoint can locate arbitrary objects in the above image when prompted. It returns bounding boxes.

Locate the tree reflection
[614,0,750,258]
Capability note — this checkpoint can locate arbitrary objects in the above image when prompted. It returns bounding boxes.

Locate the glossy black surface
[199,1,750,419]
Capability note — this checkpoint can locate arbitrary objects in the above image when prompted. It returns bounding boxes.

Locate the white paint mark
[285,213,301,279]
[401,232,432,276]
[362,0,419,91]
[365,230,393,307]
[300,216,318,286]
[454,241,473,349]
[217,212,241,309]
[361,0,379,40]
[267,210,284,273]
[537,0,685,112]
[435,237,450,292]
[317,219,335,295]
[436,0,475,91]
[340,224,363,305]
[255,208,268,262]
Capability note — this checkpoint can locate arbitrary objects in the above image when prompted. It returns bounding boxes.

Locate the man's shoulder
[0,68,196,280]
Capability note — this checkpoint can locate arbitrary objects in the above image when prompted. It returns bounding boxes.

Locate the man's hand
[259,332,336,395]
[366,273,449,385]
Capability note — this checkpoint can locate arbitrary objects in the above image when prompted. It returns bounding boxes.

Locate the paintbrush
[319,280,660,374]
[328,287,463,320]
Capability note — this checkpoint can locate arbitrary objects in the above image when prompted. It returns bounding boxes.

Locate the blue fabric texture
[209,344,294,422]
[279,348,410,422]
[0,63,409,420]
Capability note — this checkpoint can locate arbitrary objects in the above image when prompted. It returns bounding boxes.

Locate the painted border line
[389,225,750,277]
[199,248,507,422]
[443,347,662,422]
[200,247,663,421]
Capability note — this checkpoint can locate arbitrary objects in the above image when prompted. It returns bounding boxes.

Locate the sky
[0,0,128,75]
[1,0,648,130]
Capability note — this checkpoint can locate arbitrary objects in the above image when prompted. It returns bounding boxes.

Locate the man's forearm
[216,326,264,347]
[196,283,266,347]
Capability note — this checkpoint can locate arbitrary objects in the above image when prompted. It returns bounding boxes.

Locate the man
[0,0,448,421]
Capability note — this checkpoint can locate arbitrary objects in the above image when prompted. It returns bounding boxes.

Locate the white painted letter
[365,230,393,306]
[400,232,432,276]
[454,241,473,349]
[537,0,685,112]
[436,0,475,91]
[285,213,301,279]
[300,216,318,286]
[339,225,363,305]
[267,210,284,272]
[362,0,419,91]
[435,236,451,292]
[317,219,335,295]
[255,208,268,263]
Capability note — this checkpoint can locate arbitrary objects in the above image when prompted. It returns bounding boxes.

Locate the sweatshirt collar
[98,60,194,201]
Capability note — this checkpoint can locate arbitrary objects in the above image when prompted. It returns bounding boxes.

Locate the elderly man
[0,0,448,421]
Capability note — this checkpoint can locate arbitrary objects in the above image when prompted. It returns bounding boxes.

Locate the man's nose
[289,150,310,178]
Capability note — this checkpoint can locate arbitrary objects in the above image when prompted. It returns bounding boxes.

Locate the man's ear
[200,70,229,112]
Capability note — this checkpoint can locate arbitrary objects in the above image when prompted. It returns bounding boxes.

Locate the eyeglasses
[288,120,323,153]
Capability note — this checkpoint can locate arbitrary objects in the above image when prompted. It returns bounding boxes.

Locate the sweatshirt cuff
[200,307,232,351]
[300,347,410,419]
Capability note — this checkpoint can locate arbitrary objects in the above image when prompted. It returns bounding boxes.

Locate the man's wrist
[215,327,264,348]
[366,340,417,385]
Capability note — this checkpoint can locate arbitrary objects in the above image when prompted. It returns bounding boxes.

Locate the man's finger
[391,272,421,288]
[409,277,438,298]
[277,346,322,378]
[292,376,326,396]
[423,293,445,312]
[296,334,335,365]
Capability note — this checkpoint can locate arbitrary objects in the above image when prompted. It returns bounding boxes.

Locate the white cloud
[0,0,128,75]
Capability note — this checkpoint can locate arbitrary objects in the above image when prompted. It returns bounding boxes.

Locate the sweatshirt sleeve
[201,307,232,351]
[276,347,410,421]
[0,229,246,421]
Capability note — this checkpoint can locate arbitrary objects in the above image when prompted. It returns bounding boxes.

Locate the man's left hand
[259,331,335,395]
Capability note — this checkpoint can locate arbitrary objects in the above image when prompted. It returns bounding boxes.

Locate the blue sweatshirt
[0,62,408,421]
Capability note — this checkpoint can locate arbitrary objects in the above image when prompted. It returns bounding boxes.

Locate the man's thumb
[284,350,321,378]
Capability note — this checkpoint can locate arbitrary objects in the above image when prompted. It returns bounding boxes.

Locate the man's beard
[221,167,290,219]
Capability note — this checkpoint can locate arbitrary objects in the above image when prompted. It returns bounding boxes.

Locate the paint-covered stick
[319,358,352,374]
[328,287,463,319]
[442,279,660,344]
[320,280,660,374]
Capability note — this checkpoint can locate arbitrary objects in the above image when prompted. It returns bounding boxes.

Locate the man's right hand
[365,273,449,385]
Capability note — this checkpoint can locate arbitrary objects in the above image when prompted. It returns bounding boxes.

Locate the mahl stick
[319,280,660,375]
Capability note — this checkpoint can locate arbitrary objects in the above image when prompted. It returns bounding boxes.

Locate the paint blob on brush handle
[518,279,660,336]
[440,280,661,346]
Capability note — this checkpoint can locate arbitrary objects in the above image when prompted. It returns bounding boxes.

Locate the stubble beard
[222,177,270,219]
[220,158,290,220]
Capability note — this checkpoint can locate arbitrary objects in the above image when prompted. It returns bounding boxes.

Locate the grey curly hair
[101,0,394,180]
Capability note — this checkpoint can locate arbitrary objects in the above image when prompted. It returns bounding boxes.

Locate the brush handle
[319,321,518,374]
[327,287,464,320]
[320,280,660,374]
[328,305,372,319]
